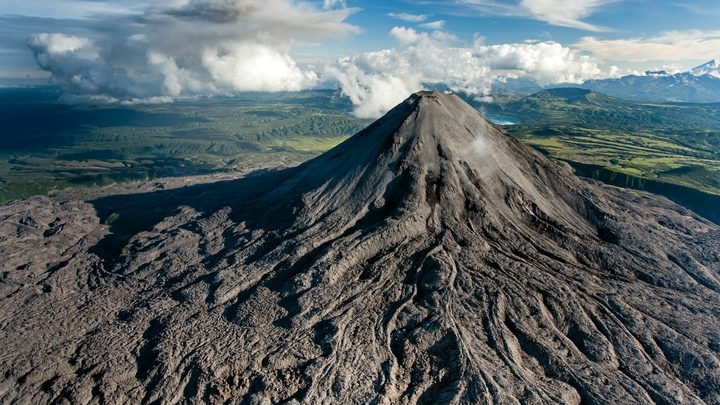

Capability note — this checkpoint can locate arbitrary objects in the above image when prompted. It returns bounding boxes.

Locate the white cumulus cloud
[200,42,317,92]
[324,27,609,118]
[27,0,359,102]
[28,33,94,55]
[27,33,146,99]
[474,41,602,85]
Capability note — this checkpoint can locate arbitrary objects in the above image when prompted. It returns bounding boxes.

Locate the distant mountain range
[581,60,720,103]
[485,87,720,130]
[495,60,720,103]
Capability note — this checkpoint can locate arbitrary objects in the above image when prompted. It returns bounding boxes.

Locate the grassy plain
[482,88,720,221]
[0,87,370,204]
[484,89,720,190]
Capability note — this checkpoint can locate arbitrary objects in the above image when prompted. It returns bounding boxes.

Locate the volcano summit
[1,92,720,404]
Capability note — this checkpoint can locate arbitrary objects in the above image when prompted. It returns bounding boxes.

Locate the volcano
[2,91,720,404]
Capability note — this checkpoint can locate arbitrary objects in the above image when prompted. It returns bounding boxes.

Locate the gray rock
[1,91,719,404]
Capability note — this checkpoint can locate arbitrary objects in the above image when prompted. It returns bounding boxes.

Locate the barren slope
[2,92,720,404]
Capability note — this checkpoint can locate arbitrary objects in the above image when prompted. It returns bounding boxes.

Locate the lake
[484,114,517,125]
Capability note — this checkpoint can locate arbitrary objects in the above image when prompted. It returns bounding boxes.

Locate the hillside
[482,88,720,221]
[2,92,719,404]
[487,88,720,131]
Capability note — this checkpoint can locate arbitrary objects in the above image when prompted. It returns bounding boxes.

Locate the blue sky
[340,0,720,65]
[1,0,719,115]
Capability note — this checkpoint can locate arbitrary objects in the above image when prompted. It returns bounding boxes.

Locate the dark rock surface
[2,91,720,404]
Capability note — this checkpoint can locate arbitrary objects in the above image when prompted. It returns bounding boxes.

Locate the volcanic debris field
[1,92,720,404]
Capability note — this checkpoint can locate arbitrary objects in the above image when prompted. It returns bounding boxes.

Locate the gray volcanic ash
[1,92,720,404]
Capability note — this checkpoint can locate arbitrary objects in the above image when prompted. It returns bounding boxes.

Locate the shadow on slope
[87,167,296,271]
[568,161,720,225]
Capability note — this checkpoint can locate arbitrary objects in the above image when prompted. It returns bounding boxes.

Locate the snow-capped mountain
[578,72,720,103]
[494,60,720,103]
[568,60,720,103]
[690,59,720,77]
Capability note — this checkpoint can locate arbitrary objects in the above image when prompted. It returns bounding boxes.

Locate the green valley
[0,87,371,204]
[482,88,720,222]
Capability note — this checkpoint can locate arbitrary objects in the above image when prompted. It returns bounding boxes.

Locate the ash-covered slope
[2,92,720,404]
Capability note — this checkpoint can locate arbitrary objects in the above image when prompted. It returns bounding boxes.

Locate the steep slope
[2,92,720,404]
[691,60,720,78]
